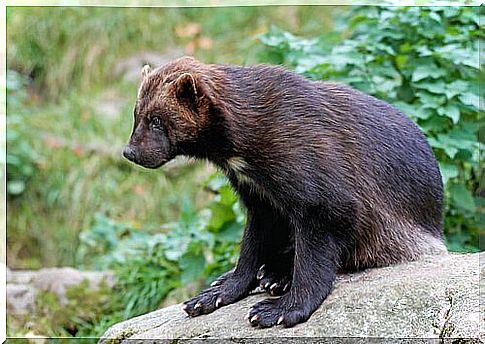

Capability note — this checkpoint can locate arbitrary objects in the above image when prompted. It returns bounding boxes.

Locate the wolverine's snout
[122,145,136,162]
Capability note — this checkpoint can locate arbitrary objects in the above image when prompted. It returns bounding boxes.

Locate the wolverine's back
[214,63,446,269]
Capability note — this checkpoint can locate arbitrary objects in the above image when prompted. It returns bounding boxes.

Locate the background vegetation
[6,5,481,339]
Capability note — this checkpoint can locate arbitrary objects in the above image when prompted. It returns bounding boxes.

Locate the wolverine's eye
[151,116,161,128]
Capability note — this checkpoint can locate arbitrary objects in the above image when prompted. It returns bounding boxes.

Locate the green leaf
[180,252,206,284]
[420,113,451,134]
[414,80,446,94]
[218,222,242,243]
[445,80,468,100]
[459,93,480,110]
[399,42,412,54]
[428,137,459,159]
[411,62,446,82]
[416,46,433,57]
[395,55,408,69]
[439,162,459,186]
[7,180,26,195]
[416,91,446,109]
[208,203,236,231]
[429,11,441,22]
[435,45,479,69]
[448,183,476,212]
[437,104,460,124]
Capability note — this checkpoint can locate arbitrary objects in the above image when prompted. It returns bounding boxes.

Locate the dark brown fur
[123,56,445,328]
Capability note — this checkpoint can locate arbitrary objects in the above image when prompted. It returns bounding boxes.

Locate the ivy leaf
[428,136,459,159]
[218,222,242,243]
[411,62,446,82]
[414,80,446,94]
[429,11,441,22]
[445,80,468,100]
[448,183,476,212]
[416,46,433,56]
[419,113,450,134]
[416,91,446,109]
[435,45,479,69]
[437,104,460,124]
[443,145,458,159]
[395,55,408,69]
[459,93,480,110]
[439,162,459,186]
[180,252,206,283]
[208,202,236,231]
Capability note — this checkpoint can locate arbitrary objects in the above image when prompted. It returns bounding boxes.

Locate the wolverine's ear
[141,64,152,80]
[137,64,152,98]
[173,73,198,106]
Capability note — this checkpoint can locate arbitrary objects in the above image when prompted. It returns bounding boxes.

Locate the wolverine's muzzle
[122,145,136,162]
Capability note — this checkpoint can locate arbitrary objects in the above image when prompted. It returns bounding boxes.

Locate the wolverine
[123,56,446,328]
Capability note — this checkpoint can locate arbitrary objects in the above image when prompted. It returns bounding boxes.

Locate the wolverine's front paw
[183,286,224,316]
[183,272,252,317]
[248,295,312,328]
[257,264,292,296]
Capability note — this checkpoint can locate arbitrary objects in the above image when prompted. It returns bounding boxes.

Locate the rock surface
[7,267,113,315]
[100,252,483,343]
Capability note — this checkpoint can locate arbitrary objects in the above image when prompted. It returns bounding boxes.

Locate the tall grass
[7,6,337,98]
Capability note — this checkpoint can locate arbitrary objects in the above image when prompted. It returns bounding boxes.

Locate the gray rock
[7,267,113,314]
[100,252,483,343]
[31,267,113,304]
[6,284,36,315]
[7,268,37,284]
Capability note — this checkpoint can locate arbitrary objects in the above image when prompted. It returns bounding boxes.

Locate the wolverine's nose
[122,145,136,162]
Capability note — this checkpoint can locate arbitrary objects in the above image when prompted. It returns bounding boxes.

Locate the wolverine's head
[123,56,214,169]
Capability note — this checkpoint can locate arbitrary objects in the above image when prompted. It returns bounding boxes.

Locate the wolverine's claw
[215,297,222,308]
[257,264,266,280]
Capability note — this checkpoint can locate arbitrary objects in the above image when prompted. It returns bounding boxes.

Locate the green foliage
[259,6,482,251]
[6,70,39,196]
[68,174,243,335]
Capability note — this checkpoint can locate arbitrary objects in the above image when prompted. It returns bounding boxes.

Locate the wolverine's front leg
[248,203,353,328]
[183,203,273,316]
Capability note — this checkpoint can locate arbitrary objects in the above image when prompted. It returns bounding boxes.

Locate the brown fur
[124,56,446,328]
